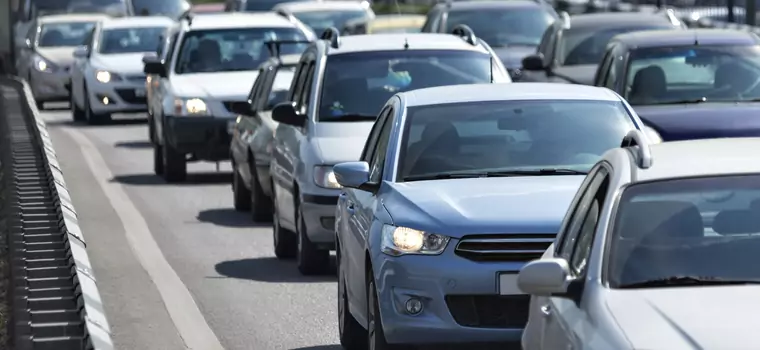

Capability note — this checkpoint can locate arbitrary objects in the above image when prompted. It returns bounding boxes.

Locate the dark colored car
[420,0,558,81]
[520,11,684,85]
[593,29,760,142]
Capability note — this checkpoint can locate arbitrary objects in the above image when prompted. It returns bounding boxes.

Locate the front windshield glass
[245,0,306,12]
[558,25,671,66]
[625,45,760,105]
[398,99,634,181]
[98,27,166,54]
[175,28,309,74]
[293,10,369,35]
[608,175,760,288]
[318,50,493,122]
[38,22,96,47]
[445,8,555,47]
[35,0,129,17]
[130,0,188,18]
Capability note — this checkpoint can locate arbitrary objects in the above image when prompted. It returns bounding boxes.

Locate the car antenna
[403,38,409,50]
[693,31,699,45]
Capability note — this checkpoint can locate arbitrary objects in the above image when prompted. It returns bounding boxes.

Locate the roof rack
[265,39,313,59]
[320,27,341,49]
[621,129,652,169]
[451,24,477,46]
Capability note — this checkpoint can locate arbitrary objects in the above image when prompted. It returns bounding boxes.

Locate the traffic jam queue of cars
[19,1,760,349]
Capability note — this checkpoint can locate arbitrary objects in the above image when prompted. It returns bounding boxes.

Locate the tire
[232,163,252,211]
[248,161,273,222]
[367,275,405,350]
[296,204,330,275]
[161,137,187,183]
[338,247,367,350]
[272,188,296,259]
[71,90,85,122]
[153,142,164,176]
[84,85,111,125]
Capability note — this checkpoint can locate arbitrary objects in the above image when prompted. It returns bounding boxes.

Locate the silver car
[519,132,760,349]
[15,14,111,110]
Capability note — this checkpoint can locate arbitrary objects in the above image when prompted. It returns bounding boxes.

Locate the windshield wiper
[323,113,376,122]
[403,168,587,181]
[650,98,708,105]
[618,276,760,289]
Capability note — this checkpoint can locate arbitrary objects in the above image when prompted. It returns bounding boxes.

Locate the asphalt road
[40,104,340,350]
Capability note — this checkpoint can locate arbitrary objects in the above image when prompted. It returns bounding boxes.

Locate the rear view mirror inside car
[498,116,528,130]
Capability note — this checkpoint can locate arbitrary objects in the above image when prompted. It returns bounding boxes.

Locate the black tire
[367,275,405,350]
[338,246,367,350]
[296,205,330,275]
[162,139,187,183]
[84,85,111,125]
[71,91,85,122]
[272,188,296,259]
[248,161,273,222]
[153,142,164,176]
[232,163,252,211]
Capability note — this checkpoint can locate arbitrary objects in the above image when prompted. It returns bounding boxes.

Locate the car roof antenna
[404,38,409,50]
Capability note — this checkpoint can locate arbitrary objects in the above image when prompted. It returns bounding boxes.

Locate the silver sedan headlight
[95,70,122,83]
[381,225,450,256]
[33,55,54,73]
[173,98,208,116]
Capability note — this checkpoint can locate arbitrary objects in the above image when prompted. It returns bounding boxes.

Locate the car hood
[311,122,374,164]
[170,71,259,100]
[91,53,150,75]
[382,176,584,238]
[606,287,760,349]
[551,64,598,85]
[634,103,760,141]
[36,47,76,69]
[492,45,537,69]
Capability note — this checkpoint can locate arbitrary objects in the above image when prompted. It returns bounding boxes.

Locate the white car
[273,0,374,35]
[519,134,760,349]
[69,16,175,124]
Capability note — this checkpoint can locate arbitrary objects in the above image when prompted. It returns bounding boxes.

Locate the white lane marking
[59,125,225,350]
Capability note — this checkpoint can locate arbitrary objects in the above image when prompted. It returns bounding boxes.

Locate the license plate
[499,273,524,295]
[134,88,146,97]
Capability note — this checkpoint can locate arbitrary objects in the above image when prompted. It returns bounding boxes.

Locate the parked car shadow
[214,257,336,283]
[196,208,269,228]
[110,172,232,186]
[114,140,152,149]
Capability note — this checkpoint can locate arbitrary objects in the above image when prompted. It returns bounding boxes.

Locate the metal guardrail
[0,77,113,350]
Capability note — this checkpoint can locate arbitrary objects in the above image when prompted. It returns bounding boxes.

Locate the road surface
[40,104,340,350]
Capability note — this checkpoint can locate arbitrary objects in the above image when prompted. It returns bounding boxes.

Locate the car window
[557,167,608,259]
[445,7,555,47]
[38,21,97,47]
[398,99,634,181]
[569,172,609,275]
[361,106,392,163]
[98,27,167,54]
[289,61,308,102]
[131,0,187,18]
[369,109,394,183]
[264,66,296,110]
[537,25,554,57]
[297,61,315,115]
[164,32,179,62]
[607,174,760,288]
[625,44,760,105]
[248,68,266,111]
[318,50,493,122]
[558,25,672,66]
[174,27,309,74]
[34,0,129,17]
[290,9,371,35]
[605,53,621,90]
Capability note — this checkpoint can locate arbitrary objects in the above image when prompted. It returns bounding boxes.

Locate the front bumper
[301,192,339,247]
[373,242,529,344]
[30,69,70,102]
[88,78,148,114]
[164,115,234,161]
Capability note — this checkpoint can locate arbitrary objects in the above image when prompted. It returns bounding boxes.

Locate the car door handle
[540,304,552,317]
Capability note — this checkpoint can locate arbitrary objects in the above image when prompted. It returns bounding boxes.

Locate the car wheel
[338,248,367,350]
[249,161,273,222]
[367,274,405,350]
[153,142,164,176]
[84,85,111,125]
[70,91,85,122]
[161,134,187,183]
[272,188,296,259]
[232,162,252,211]
[296,204,330,275]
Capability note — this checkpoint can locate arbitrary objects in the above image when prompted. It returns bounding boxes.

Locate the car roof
[187,12,297,30]
[401,83,621,107]
[611,28,759,48]
[274,1,370,12]
[38,14,112,24]
[444,0,544,10]
[101,16,176,29]
[327,33,488,54]
[630,138,760,182]
[564,12,674,31]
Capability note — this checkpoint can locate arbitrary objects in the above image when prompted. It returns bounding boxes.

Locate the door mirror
[272,102,305,127]
[228,102,251,115]
[72,46,88,58]
[522,54,546,71]
[517,258,571,296]
[334,161,377,192]
[143,55,167,77]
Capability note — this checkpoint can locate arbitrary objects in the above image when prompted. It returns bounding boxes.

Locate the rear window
[38,22,97,47]
[98,27,167,54]
[559,25,672,66]
[608,175,760,288]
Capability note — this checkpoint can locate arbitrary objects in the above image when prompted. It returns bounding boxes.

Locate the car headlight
[95,70,120,83]
[174,98,208,116]
[381,225,450,256]
[33,55,54,72]
[314,165,341,189]
[643,126,662,144]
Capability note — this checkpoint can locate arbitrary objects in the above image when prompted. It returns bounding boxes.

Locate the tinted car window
[608,175,760,288]
[38,22,97,47]
[131,0,188,18]
[292,9,370,35]
[398,99,634,180]
[267,66,296,109]
[245,0,309,12]
[319,50,493,121]
[175,28,309,74]
[625,45,760,105]
[559,26,671,66]
[35,0,129,17]
[445,8,555,47]
[98,27,167,54]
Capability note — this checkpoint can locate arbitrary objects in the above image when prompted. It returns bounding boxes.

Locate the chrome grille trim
[454,234,555,262]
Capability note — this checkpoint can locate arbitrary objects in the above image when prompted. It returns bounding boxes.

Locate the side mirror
[521,54,546,71]
[334,161,377,192]
[228,102,250,115]
[143,55,167,77]
[72,46,88,58]
[517,258,572,296]
[272,102,305,127]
